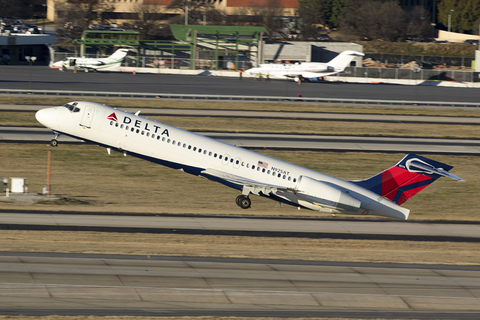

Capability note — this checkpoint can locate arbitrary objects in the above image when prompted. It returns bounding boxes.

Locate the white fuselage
[35,102,410,219]
[246,62,335,79]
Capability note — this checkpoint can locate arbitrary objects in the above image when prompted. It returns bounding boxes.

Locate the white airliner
[51,49,130,72]
[35,101,463,220]
[245,50,364,82]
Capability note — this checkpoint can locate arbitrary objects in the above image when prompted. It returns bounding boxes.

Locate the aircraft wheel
[50,139,58,147]
[85,69,89,73]
[236,195,251,209]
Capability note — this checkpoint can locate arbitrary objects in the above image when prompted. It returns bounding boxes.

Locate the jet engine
[294,176,361,213]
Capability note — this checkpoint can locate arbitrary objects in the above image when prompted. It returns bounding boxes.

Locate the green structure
[73,25,267,70]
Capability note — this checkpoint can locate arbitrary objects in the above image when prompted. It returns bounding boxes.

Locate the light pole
[185,0,189,25]
[448,9,454,42]
[42,4,46,34]
[25,56,37,91]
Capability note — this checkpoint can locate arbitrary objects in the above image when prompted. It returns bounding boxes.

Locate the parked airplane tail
[329,50,364,71]
[108,49,130,61]
[352,154,464,205]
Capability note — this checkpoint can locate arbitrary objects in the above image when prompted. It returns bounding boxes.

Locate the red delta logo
[107,113,118,122]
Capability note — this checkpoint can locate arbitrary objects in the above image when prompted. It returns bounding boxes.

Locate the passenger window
[219,155,222,159]
[162,137,166,141]
[167,139,171,143]
[172,140,176,144]
[262,168,265,173]
[199,148,202,153]
[193,147,197,151]
[257,167,260,171]
[126,126,129,130]
[293,178,297,183]
[277,174,281,178]
[131,128,134,132]
[141,131,144,135]
[204,150,207,154]
[209,151,212,156]
[236,160,239,165]
[136,129,140,133]
[214,153,217,157]
[183,144,186,148]
[288,177,291,181]
[157,136,160,140]
[188,145,192,149]
[267,170,270,174]
[225,157,228,161]
[120,124,123,129]
[252,165,255,170]
[230,158,233,163]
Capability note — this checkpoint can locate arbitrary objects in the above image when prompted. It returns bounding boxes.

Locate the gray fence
[365,53,475,68]
[345,67,479,82]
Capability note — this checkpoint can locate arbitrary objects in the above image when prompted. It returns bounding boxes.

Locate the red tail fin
[353,154,462,205]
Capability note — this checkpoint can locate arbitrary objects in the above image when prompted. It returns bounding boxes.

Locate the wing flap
[201,168,288,195]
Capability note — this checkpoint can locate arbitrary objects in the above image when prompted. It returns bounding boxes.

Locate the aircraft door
[80,105,95,128]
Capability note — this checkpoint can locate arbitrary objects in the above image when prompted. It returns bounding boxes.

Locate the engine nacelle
[294,176,361,213]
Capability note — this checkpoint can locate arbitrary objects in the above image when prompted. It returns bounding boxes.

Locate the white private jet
[35,101,464,220]
[52,49,130,72]
[245,50,364,82]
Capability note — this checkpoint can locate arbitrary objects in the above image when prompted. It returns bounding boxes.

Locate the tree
[297,0,324,39]
[168,0,218,25]
[248,0,285,35]
[438,0,480,33]
[405,6,432,40]
[340,0,409,41]
[0,0,34,19]
[132,4,170,39]
[57,0,115,29]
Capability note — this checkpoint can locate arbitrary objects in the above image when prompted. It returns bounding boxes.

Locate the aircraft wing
[300,72,338,78]
[272,71,338,79]
[201,168,289,195]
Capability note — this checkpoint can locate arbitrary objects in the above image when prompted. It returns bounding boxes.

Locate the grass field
[0,144,474,220]
[3,96,480,116]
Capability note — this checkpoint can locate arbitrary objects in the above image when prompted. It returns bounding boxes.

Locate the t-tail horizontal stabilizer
[352,154,464,205]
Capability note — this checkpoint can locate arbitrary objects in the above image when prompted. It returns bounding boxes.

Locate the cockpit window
[63,102,80,113]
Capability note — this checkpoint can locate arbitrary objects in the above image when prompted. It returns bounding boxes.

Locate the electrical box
[10,178,26,193]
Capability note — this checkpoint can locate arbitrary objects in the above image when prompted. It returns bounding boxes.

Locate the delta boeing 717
[35,102,464,220]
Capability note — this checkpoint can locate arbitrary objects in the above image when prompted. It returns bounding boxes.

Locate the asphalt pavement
[1,65,480,103]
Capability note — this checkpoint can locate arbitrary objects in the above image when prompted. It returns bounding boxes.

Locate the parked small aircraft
[52,49,130,72]
[35,101,464,220]
[245,50,364,82]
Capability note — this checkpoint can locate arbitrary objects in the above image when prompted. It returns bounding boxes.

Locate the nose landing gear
[50,132,60,147]
[235,195,251,209]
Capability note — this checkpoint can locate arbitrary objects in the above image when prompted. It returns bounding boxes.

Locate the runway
[1,252,480,317]
[3,126,480,154]
[0,211,479,242]
[1,65,480,103]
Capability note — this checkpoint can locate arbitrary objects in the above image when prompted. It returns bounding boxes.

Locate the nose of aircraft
[35,108,57,128]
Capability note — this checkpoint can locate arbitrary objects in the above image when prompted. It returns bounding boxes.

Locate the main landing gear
[235,195,251,209]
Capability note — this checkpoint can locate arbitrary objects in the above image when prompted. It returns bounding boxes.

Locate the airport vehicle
[52,49,130,72]
[245,50,364,82]
[35,101,463,220]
